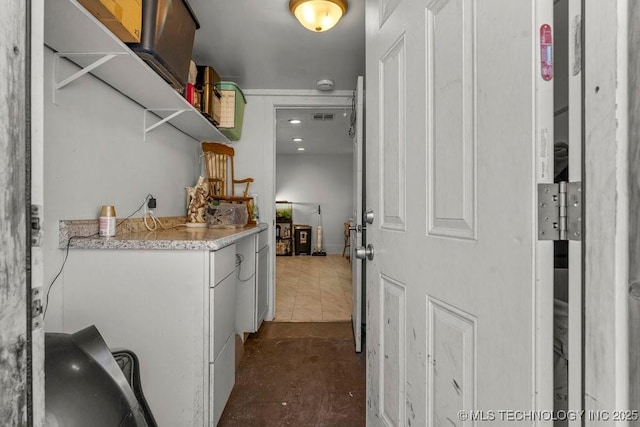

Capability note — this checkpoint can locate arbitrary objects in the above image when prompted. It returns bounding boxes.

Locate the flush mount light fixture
[292,137,303,142]
[289,119,302,124]
[289,0,348,32]
[297,147,305,151]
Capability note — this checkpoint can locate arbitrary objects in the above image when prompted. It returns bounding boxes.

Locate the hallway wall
[276,153,353,254]
[43,47,201,330]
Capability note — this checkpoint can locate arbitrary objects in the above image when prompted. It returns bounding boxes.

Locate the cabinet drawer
[258,229,268,251]
[210,333,235,426]
[210,272,236,362]
[210,243,236,286]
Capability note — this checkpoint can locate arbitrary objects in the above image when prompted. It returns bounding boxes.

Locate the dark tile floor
[219,322,366,426]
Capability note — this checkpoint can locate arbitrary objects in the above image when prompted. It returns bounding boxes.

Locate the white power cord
[142,194,184,231]
[144,210,176,231]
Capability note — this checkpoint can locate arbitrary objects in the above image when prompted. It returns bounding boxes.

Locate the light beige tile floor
[274,254,353,322]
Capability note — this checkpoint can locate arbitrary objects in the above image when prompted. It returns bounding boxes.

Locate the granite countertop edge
[59,220,268,251]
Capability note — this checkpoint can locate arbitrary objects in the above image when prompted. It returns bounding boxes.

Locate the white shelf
[44,0,230,143]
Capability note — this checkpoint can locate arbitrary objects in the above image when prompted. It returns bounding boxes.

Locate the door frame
[0,0,33,424]
[626,0,640,413]
[248,90,357,320]
[583,0,636,414]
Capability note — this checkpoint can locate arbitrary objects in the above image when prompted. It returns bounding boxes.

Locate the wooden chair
[202,142,255,223]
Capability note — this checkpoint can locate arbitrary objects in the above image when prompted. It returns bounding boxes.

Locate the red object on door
[540,24,553,81]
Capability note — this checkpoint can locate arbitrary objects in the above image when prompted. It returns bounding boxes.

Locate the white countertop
[59,218,268,251]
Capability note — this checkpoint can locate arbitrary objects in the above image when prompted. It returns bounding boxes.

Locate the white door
[365,0,554,425]
[351,75,364,353]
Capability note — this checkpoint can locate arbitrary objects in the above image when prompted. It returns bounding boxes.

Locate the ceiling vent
[313,113,334,121]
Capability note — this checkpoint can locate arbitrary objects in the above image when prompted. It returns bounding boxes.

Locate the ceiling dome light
[293,137,303,142]
[289,119,302,124]
[289,0,348,32]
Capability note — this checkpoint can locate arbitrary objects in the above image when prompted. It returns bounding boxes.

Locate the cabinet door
[258,229,269,251]
[211,244,236,286]
[210,272,236,362]
[62,250,208,427]
[234,235,257,335]
[256,244,269,328]
[210,333,235,426]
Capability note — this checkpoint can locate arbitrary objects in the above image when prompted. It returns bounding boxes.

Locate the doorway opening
[273,106,355,322]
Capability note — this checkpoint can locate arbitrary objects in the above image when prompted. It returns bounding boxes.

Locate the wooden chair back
[201,142,254,197]
[201,142,256,224]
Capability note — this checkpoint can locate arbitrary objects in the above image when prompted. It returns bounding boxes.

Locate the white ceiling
[187,0,365,154]
[276,107,354,155]
[189,0,365,91]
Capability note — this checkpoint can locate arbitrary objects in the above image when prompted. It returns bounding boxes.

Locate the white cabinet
[235,229,269,336]
[57,244,237,426]
[256,231,269,327]
[211,333,235,425]
[209,246,236,426]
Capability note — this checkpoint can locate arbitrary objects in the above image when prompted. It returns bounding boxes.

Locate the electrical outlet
[143,195,156,218]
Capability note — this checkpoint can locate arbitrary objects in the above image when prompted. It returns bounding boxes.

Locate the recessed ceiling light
[292,137,303,142]
[289,119,302,124]
[297,147,305,151]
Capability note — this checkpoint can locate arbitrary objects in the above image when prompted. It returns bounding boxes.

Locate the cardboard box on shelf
[78,0,142,43]
[197,66,222,125]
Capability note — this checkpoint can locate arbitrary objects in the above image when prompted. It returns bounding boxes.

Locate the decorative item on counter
[99,205,117,237]
[250,193,260,223]
[206,202,249,228]
[185,176,209,227]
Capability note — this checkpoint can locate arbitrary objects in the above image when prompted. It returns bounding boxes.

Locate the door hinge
[538,182,582,241]
[31,204,43,247]
[32,287,43,330]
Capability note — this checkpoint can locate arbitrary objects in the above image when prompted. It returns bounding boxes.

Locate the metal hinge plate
[538,181,582,241]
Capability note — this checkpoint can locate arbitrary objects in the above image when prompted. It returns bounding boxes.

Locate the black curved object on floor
[45,325,150,427]
[112,350,157,427]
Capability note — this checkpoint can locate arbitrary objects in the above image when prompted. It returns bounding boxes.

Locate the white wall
[43,47,201,330]
[276,154,353,254]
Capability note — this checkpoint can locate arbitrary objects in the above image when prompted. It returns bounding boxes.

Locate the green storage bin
[215,81,246,141]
